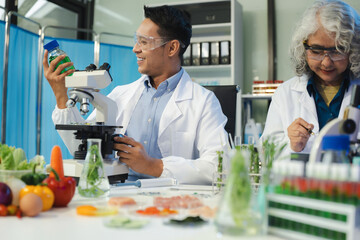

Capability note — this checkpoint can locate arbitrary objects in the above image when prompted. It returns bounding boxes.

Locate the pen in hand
[301,124,315,135]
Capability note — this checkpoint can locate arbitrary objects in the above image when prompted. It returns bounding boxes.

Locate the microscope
[309,85,360,162]
[56,63,129,183]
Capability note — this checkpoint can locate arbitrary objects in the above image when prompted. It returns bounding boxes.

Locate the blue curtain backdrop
[2,28,140,163]
[4,24,38,159]
[0,20,5,139]
[99,42,140,95]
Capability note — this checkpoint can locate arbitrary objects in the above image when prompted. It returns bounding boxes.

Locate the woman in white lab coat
[261,0,360,157]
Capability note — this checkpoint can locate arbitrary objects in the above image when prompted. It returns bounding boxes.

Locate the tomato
[0,204,7,216]
[7,205,18,216]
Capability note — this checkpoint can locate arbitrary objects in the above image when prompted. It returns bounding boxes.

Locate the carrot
[49,145,64,178]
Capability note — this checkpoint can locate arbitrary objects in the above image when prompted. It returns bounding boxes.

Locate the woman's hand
[287,118,314,152]
[43,50,75,108]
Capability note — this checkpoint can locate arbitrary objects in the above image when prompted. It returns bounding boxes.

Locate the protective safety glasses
[303,42,347,62]
[134,32,169,51]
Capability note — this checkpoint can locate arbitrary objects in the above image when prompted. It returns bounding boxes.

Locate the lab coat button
[144,141,148,144]
[148,118,152,122]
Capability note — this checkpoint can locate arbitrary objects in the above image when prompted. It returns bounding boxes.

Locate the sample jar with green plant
[78,139,110,198]
[215,148,262,235]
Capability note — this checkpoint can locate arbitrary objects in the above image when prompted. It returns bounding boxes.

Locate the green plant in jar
[247,144,260,183]
[78,139,110,198]
[215,149,255,235]
[216,150,224,189]
[229,150,252,224]
[260,138,287,187]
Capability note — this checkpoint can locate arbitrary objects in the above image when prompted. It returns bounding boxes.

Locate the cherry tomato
[0,204,8,216]
[7,205,18,216]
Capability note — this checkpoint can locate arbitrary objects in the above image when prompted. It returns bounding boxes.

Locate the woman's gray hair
[289,0,360,78]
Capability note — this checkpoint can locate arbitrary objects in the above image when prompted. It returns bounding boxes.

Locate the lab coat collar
[118,76,146,132]
[290,75,309,93]
[158,70,193,138]
[291,75,319,129]
[173,70,193,102]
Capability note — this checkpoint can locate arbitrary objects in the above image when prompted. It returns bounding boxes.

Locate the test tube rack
[267,193,360,240]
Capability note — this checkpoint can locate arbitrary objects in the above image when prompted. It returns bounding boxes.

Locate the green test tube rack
[267,193,360,240]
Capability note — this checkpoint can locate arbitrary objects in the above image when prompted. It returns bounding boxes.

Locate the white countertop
[0,185,284,240]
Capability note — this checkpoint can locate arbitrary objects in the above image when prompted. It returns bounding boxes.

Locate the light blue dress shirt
[126,68,184,180]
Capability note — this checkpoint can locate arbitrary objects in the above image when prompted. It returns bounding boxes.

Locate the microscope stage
[63,159,129,184]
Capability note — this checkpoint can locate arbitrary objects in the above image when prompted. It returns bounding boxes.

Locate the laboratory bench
[0,184,285,240]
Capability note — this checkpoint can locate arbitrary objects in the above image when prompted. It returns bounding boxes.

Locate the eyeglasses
[134,32,169,51]
[303,42,347,61]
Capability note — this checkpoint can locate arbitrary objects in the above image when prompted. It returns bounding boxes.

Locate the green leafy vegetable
[16,160,31,170]
[104,216,148,229]
[0,144,45,171]
[0,144,16,170]
[13,148,27,167]
[169,216,207,226]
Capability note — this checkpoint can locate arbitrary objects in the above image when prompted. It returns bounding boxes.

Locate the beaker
[78,138,110,198]
[215,149,266,236]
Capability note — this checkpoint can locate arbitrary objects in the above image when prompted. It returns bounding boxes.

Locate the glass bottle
[215,149,264,236]
[78,138,110,198]
[321,135,350,164]
[43,39,75,75]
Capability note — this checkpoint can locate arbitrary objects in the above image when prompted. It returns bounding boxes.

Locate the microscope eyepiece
[99,63,110,71]
[85,64,97,71]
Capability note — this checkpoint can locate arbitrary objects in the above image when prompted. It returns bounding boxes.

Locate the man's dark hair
[144,5,192,57]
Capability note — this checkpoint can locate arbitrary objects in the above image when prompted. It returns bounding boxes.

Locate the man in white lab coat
[43,5,228,184]
[261,0,360,157]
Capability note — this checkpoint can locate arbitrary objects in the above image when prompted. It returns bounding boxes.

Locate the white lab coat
[261,74,360,158]
[52,70,228,185]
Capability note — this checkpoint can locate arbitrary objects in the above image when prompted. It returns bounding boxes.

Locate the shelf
[184,64,231,72]
[186,65,231,85]
[241,94,273,100]
[192,23,231,36]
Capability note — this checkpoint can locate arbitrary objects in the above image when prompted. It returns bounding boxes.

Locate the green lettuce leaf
[13,148,27,168]
[0,144,16,170]
[16,160,31,170]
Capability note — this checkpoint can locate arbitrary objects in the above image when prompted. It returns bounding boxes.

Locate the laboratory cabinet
[240,93,272,143]
[151,0,243,87]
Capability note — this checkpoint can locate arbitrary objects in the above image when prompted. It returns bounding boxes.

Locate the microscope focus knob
[342,119,356,134]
